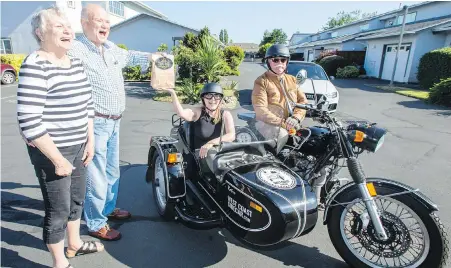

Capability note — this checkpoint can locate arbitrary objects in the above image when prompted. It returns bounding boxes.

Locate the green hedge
[417,47,451,90]
[318,55,350,76]
[336,65,360,78]
[123,65,151,81]
[428,77,451,106]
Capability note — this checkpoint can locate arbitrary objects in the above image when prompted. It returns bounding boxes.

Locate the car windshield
[286,63,328,80]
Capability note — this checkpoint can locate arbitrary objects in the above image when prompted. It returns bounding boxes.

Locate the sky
[143,1,423,44]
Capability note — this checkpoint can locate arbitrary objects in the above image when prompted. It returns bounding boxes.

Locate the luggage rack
[151,136,179,145]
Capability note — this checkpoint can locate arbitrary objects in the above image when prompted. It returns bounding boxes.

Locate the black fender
[323,177,438,224]
[146,136,186,199]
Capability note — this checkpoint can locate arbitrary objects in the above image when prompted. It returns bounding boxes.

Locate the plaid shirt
[68,34,150,116]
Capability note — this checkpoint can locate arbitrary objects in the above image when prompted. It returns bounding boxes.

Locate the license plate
[305,94,315,100]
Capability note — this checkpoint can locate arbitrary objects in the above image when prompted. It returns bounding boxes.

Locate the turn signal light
[366,182,377,197]
[167,153,181,163]
[354,130,365,142]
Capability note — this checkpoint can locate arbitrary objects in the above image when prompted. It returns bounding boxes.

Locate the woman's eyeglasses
[271,58,287,63]
[203,93,223,100]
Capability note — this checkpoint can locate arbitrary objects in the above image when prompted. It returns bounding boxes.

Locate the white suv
[286,60,339,113]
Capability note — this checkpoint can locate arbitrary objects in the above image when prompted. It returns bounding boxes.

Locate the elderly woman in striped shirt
[17,7,103,268]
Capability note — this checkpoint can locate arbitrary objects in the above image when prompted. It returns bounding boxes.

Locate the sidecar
[145,115,319,247]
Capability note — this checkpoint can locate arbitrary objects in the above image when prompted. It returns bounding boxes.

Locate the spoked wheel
[149,153,175,220]
[327,185,449,268]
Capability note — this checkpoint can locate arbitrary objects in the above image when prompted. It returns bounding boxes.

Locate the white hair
[31,6,69,43]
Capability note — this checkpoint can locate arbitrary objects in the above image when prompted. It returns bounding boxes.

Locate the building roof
[432,22,451,33]
[356,16,451,40]
[296,33,360,48]
[312,1,435,35]
[229,43,259,52]
[110,13,199,33]
[131,1,168,19]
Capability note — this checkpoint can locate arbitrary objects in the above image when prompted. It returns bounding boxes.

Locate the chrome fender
[323,177,438,224]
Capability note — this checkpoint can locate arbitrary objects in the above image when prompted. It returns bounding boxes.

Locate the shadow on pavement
[1,247,48,268]
[397,99,451,113]
[332,79,393,94]
[125,82,155,100]
[103,163,347,268]
[1,185,48,268]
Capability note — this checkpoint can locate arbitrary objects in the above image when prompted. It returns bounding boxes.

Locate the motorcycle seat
[237,112,256,122]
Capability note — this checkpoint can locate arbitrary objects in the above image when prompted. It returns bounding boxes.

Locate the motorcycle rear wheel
[149,153,175,220]
[327,184,449,268]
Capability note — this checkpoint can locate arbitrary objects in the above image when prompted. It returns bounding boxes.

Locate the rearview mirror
[296,69,308,84]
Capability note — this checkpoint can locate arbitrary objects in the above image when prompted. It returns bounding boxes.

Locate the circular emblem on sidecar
[256,167,297,190]
[155,56,173,70]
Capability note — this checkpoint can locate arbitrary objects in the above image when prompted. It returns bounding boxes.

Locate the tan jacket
[252,71,308,126]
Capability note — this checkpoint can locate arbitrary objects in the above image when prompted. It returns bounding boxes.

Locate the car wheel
[2,71,16,84]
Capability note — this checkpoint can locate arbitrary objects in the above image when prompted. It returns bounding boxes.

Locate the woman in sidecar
[158,82,236,156]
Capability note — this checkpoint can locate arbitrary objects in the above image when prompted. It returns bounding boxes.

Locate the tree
[224,29,229,44]
[258,43,273,57]
[260,29,287,46]
[157,43,168,52]
[322,10,378,30]
[219,29,224,43]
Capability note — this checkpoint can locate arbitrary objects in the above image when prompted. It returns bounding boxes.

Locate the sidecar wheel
[327,185,449,268]
[150,153,175,220]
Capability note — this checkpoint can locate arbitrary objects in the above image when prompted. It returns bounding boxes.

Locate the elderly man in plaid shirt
[68,4,151,241]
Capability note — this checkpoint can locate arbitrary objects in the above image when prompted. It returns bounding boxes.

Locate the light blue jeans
[84,117,121,232]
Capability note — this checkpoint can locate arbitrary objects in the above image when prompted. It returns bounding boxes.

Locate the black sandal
[66,241,104,258]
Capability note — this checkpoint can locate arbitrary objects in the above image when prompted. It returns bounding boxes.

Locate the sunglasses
[203,93,223,100]
[271,58,287,63]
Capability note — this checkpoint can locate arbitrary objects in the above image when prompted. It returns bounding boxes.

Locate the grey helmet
[200,82,223,97]
[264,44,291,74]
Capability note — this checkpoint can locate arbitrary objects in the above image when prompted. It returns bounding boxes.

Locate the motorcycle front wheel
[327,184,449,268]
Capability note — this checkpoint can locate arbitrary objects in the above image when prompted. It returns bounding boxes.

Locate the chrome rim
[3,73,15,84]
[340,196,430,267]
[154,155,167,210]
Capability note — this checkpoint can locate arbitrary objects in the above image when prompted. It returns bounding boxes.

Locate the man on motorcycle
[252,44,308,152]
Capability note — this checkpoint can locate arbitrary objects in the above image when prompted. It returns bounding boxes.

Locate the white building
[1,1,199,54]
[288,1,451,83]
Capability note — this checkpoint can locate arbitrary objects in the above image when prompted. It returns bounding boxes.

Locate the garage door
[381,44,411,82]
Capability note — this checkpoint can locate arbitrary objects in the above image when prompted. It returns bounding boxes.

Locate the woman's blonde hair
[31,6,69,43]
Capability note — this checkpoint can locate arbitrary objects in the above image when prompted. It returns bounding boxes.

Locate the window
[331,32,338,38]
[396,12,417,25]
[360,24,370,31]
[0,38,13,54]
[109,1,124,17]
[67,1,75,9]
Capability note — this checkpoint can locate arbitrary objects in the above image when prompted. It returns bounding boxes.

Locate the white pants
[255,121,289,153]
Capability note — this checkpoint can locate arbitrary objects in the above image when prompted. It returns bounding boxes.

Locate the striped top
[17,52,95,148]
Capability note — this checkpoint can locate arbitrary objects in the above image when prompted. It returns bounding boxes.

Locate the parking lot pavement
[2,65,451,267]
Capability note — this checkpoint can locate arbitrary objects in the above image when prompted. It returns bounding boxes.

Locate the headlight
[347,123,387,152]
[326,91,338,98]
[236,132,253,143]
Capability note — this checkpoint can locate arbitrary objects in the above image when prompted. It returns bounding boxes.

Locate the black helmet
[200,82,223,97]
[265,44,290,59]
[264,44,290,74]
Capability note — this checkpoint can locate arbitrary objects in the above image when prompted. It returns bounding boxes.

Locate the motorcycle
[145,71,449,267]
[229,69,449,267]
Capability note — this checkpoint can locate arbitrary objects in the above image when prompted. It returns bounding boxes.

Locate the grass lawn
[366,84,430,100]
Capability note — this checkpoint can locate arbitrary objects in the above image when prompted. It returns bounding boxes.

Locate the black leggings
[27,143,86,244]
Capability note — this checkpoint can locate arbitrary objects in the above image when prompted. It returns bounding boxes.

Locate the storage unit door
[381,44,411,82]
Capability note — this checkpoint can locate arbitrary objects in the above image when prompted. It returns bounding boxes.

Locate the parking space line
[1,95,16,100]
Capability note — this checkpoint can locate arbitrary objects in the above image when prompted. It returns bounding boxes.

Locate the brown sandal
[66,241,104,258]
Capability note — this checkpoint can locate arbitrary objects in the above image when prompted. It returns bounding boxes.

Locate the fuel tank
[211,162,318,247]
